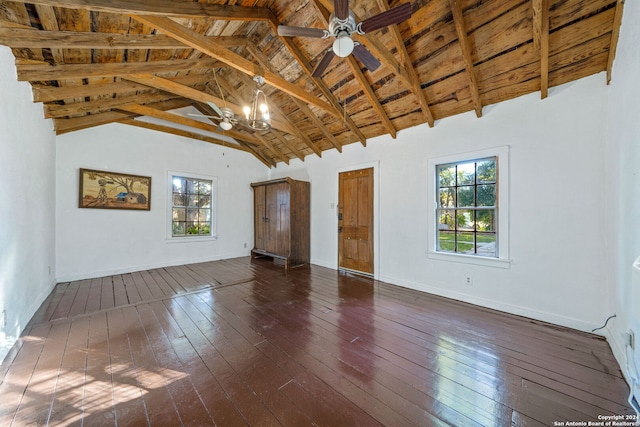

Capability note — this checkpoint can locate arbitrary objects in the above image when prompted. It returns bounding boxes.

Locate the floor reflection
[337,271,377,385]
[434,334,503,427]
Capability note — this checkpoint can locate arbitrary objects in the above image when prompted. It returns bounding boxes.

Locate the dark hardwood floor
[0,257,634,426]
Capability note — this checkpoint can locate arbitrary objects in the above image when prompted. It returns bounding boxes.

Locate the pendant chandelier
[243,76,271,131]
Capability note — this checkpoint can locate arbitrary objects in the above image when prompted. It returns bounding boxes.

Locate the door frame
[336,161,380,280]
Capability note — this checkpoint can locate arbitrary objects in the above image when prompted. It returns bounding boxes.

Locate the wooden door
[338,168,374,274]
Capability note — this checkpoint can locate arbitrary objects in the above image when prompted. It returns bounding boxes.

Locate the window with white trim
[427,147,510,268]
[436,157,497,256]
[170,174,215,238]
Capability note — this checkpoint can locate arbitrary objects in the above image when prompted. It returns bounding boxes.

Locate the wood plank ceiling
[0,0,625,167]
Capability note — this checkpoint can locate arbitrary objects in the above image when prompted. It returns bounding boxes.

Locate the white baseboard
[377,274,601,334]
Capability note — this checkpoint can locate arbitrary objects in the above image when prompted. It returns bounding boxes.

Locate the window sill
[426,251,511,269]
[166,235,218,244]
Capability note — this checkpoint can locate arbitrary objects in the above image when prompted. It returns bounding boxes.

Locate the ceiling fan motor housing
[329,11,359,57]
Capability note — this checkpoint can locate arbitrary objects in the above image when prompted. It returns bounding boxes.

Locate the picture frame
[79,168,151,210]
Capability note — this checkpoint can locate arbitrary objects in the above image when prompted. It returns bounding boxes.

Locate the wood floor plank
[217,282,465,426]
[112,274,129,307]
[281,273,627,411]
[173,293,326,426]
[28,282,69,325]
[130,271,154,301]
[100,276,115,311]
[0,322,52,426]
[150,268,187,294]
[12,320,71,426]
[0,257,634,426]
[106,308,149,426]
[68,279,94,319]
[138,270,166,299]
[84,277,103,314]
[140,269,173,298]
[82,312,115,425]
[47,315,90,426]
[166,293,281,425]
[51,280,82,320]
[121,273,141,305]
[156,298,251,425]
[136,302,215,425]
[120,306,183,426]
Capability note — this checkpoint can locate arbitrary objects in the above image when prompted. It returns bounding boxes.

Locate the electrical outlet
[244,243,247,248]
[465,276,473,286]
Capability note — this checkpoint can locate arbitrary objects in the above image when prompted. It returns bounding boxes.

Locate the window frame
[427,147,510,268]
[166,171,217,242]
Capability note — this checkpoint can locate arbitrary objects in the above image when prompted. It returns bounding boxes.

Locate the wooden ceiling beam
[122,73,292,134]
[31,74,205,103]
[33,4,81,106]
[606,0,625,84]
[346,55,397,138]
[0,27,247,49]
[8,0,274,20]
[373,0,434,129]
[269,129,305,162]
[44,91,178,118]
[54,110,134,134]
[532,0,550,98]
[253,133,290,165]
[236,141,276,168]
[119,104,263,146]
[293,98,342,153]
[16,58,218,81]
[130,15,341,120]
[450,0,483,117]
[53,98,190,134]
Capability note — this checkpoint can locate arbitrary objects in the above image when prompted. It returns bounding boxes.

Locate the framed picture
[79,168,151,210]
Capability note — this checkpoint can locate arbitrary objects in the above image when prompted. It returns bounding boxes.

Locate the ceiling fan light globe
[333,34,354,57]
[220,121,233,131]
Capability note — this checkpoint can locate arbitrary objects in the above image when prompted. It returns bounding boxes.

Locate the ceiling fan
[278,0,413,77]
[188,68,243,131]
[190,101,239,131]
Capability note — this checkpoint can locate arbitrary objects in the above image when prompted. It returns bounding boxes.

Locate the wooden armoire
[250,178,310,269]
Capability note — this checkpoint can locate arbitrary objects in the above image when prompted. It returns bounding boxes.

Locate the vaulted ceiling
[0,0,624,167]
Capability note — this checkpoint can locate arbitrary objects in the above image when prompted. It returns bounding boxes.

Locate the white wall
[605,0,640,406]
[56,124,266,281]
[269,73,610,333]
[0,46,56,362]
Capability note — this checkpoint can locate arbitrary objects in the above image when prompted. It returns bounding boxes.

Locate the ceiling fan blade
[277,25,327,38]
[359,2,412,33]
[312,49,336,78]
[187,113,221,120]
[334,0,349,20]
[206,101,224,117]
[352,44,381,71]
